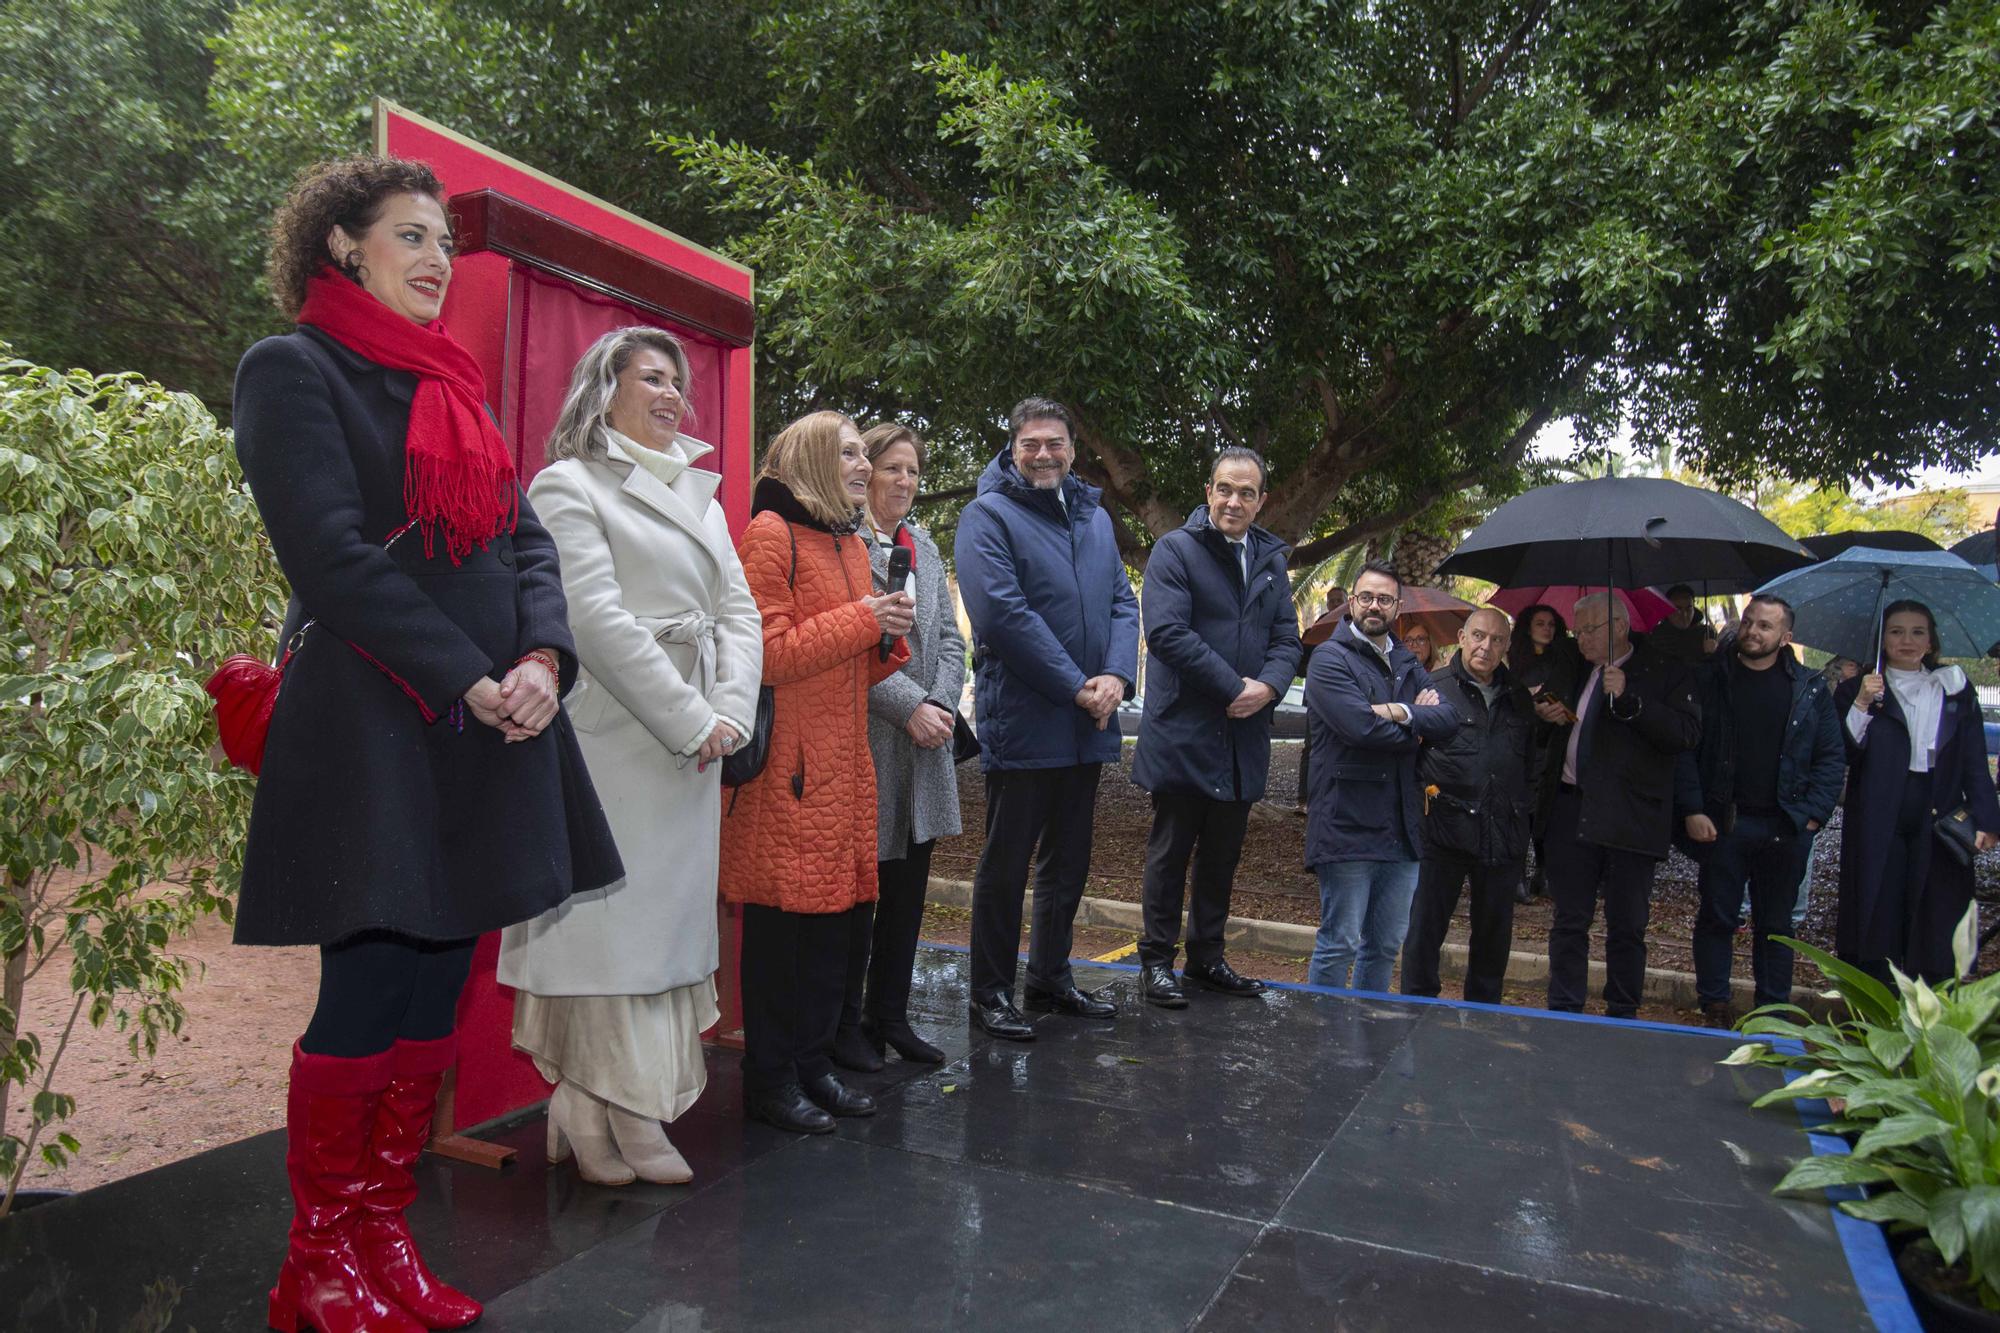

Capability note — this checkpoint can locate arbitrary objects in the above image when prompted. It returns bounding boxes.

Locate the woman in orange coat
[721,410,913,1134]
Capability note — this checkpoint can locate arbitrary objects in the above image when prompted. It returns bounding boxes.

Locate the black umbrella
[1949,529,1996,566]
[1800,530,1943,561]
[1437,476,1814,591]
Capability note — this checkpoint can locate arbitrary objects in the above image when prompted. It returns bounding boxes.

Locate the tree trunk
[1391,530,1455,589]
[0,868,25,1157]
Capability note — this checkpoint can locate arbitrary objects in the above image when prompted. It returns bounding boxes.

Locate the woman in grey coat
[834,424,966,1069]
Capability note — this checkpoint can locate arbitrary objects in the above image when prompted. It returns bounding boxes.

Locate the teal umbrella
[1754,546,2000,667]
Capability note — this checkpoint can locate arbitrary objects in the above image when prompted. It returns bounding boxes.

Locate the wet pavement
[3,948,1912,1331]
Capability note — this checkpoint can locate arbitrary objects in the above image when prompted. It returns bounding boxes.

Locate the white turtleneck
[1847,664,1966,772]
[606,426,689,486]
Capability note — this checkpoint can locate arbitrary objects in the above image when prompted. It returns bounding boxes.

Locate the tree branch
[1462,0,1552,119]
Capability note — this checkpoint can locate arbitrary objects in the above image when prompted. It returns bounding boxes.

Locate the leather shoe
[802,1073,876,1117]
[831,1023,885,1073]
[1140,965,1188,1009]
[1182,958,1266,997]
[1023,984,1118,1019]
[746,1084,834,1135]
[968,996,1036,1042]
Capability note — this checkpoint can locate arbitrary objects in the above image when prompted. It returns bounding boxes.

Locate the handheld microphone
[881,545,912,661]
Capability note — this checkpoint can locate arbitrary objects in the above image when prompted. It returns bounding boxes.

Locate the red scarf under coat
[297,269,517,562]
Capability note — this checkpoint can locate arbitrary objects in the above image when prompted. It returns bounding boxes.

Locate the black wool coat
[1417,658,1536,865]
[1130,507,1302,802]
[1831,673,2000,973]
[230,327,622,946]
[1532,639,1702,860]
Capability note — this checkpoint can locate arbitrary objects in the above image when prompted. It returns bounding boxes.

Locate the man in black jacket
[1535,592,1703,1018]
[1131,449,1302,1007]
[1674,595,1844,1023]
[1401,608,1536,1003]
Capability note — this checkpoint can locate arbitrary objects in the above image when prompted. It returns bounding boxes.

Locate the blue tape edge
[916,941,1923,1327]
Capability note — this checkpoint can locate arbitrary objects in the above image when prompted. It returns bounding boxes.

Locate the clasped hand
[1226,678,1277,720]
[862,591,916,638]
[464,652,560,743]
[906,702,954,749]
[1074,675,1124,730]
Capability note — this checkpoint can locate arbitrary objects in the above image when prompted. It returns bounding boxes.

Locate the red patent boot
[354,1033,482,1329]
[267,1042,425,1333]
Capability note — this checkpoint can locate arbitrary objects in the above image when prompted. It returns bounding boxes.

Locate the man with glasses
[1533,592,1702,1018]
[956,397,1140,1040]
[1303,562,1459,990]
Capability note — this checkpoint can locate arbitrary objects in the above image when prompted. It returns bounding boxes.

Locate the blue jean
[1311,860,1421,991]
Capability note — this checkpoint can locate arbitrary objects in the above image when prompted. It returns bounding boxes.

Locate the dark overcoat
[1831,673,1999,972]
[1417,657,1536,865]
[231,327,622,945]
[1531,640,1702,861]
[1302,619,1460,866]
[1130,506,1302,802]
[954,451,1140,771]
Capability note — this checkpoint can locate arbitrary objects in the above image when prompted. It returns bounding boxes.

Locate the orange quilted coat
[719,479,907,914]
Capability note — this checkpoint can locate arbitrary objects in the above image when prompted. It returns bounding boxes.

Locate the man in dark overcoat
[1533,591,1702,1018]
[1130,449,1302,1007]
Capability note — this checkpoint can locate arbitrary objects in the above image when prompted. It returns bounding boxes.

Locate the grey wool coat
[866,521,966,861]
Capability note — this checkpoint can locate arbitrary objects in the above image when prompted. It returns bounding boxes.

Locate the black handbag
[722,523,795,791]
[1935,804,1978,867]
[952,708,980,764]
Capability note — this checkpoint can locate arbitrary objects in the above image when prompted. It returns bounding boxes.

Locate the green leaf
[1929,1027,1982,1100]
[1866,1027,1914,1071]
[1854,1114,1952,1157]
[1841,1193,1929,1227]
[1776,1154,1894,1193]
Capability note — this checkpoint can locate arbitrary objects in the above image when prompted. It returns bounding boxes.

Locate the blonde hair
[759,410,861,527]
[545,327,695,464]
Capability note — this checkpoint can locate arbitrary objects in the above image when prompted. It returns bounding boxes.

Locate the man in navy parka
[956,397,1140,1040]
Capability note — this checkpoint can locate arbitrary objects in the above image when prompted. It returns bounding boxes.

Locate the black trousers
[1401,853,1522,1004]
[1847,772,1968,987]
[969,763,1102,1003]
[299,931,477,1059]
[1692,811,1802,1009]
[1296,718,1313,807]
[740,903,863,1094]
[839,838,937,1032]
[1544,788,1659,1017]
[1138,792,1251,969]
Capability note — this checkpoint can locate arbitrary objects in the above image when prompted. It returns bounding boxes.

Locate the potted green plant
[1721,908,1999,1329]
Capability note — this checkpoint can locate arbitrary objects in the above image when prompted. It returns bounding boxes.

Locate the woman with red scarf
[232,156,621,1333]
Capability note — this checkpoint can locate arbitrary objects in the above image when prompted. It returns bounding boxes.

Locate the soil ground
[19,737,2000,1195]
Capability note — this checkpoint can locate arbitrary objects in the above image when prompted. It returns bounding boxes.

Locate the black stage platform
[5,946,1917,1331]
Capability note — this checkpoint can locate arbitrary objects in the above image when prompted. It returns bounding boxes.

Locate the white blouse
[1847,664,1965,773]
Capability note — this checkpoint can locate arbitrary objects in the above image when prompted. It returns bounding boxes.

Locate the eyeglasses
[1349,592,1399,609]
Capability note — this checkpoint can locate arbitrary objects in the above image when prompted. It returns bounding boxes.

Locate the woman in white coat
[499,327,761,1186]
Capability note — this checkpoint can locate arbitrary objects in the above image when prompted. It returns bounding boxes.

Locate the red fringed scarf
[297,269,517,562]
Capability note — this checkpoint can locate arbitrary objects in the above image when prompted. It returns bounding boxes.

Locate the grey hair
[1571,591,1631,631]
[545,326,695,464]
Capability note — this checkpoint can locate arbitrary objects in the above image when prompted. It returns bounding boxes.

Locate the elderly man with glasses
[1532,592,1702,1018]
[1302,561,1459,990]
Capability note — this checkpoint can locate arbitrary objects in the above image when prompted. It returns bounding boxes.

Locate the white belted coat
[499,432,761,996]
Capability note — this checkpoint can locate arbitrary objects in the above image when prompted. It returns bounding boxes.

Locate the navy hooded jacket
[1131,506,1302,801]
[955,450,1140,770]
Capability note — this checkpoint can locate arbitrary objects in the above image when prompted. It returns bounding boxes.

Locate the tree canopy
[1,0,1995,567]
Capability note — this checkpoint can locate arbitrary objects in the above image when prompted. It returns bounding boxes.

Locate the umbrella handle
[1871,568,1891,675]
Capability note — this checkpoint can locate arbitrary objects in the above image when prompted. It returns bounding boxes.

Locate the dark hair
[1209,446,1268,489]
[267,155,446,317]
[1008,396,1076,444]
[1744,593,1795,631]
[1664,583,1696,600]
[1508,602,1569,665]
[1354,560,1401,592]
[1880,599,1942,670]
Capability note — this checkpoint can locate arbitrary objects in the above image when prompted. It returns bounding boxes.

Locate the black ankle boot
[866,1016,945,1064]
[830,1023,884,1073]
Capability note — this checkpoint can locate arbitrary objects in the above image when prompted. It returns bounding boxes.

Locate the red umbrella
[1300,585,1476,651]
[1488,584,1674,633]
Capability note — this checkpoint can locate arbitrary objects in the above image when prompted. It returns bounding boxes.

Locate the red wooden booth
[373,100,755,1150]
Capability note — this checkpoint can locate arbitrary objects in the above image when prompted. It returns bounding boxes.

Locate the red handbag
[204,627,314,775]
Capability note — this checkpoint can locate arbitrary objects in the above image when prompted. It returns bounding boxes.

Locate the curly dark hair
[265,155,445,317]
